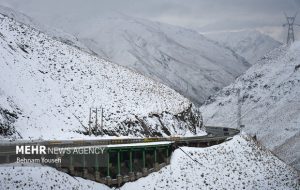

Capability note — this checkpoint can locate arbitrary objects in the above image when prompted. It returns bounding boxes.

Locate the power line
[177,146,202,166]
[283,12,300,46]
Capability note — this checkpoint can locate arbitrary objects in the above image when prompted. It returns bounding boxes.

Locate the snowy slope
[205,30,282,64]
[0,14,203,140]
[1,135,298,190]
[75,14,250,105]
[200,43,300,170]
[0,164,110,190]
[121,135,299,190]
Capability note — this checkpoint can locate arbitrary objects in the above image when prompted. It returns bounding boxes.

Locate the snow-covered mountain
[0,14,203,140]
[1,135,298,189]
[0,5,92,54]
[205,30,282,65]
[0,5,251,105]
[200,43,300,171]
[74,14,250,105]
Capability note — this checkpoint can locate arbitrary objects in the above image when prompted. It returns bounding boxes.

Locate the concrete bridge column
[106,152,112,185]
[5,155,9,163]
[55,154,61,169]
[129,150,135,181]
[165,147,170,164]
[95,154,100,181]
[117,151,123,186]
[83,154,88,178]
[142,149,147,176]
[69,155,74,175]
[154,148,159,171]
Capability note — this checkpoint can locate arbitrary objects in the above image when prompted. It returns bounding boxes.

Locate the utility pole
[283,12,300,46]
[237,89,242,129]
[101,107,104,136]
[88,106,104,136]
[95,108,98,133]
[88,108,92,136]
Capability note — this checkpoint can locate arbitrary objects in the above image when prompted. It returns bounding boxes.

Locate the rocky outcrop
[99,104,203,137]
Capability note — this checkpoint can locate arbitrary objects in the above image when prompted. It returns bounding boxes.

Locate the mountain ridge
[204,30,282,64]
[0,13,202,140]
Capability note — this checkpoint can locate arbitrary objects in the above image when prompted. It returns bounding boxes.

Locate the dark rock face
[0,107,18,137]
[104,104,203,137]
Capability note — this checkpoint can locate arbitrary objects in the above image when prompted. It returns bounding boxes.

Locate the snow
[106,141,172,148]
[0,164,110,190]
[204,30,282,65]
[0,14,203,140]
[121,135,299,190]
[200,42,300,171]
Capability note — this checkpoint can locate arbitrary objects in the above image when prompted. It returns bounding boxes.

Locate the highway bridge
[0,126,239,187]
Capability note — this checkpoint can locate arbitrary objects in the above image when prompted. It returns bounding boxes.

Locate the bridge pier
[117,151,121,176]
[154,148,159,171]
[94,154,101,181]
[83,154,88,178]
[116,151,123,186]
[129,172,135,181]
[142,149,147,176]
[55,154,61,169]
[117,174,122,187]
[5,155,9,163]
[128,150,135,181]
[106,176,112,186]
[69,155,74,175]
[164,147,170,164]
[106,151,111,185]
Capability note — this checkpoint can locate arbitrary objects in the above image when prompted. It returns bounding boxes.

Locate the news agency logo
[15,145,106,155]
[14,145,107,165]
[16,145,46,154]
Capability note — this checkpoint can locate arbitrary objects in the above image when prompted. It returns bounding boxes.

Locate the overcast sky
[0,0,300,42]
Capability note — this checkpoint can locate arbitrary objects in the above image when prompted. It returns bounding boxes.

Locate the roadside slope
[121,135,299,189]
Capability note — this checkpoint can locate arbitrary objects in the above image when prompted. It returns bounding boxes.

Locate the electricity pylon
[283,12,300,45]
[237,89,242,129]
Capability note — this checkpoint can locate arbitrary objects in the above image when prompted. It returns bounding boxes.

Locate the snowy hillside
[0,14,203,140]
[1,135,298,190]
[122,135,299,190]
[0,164,110,190]
[205,30,282,64]
[74,14,250,105]
[200,43,300,170]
